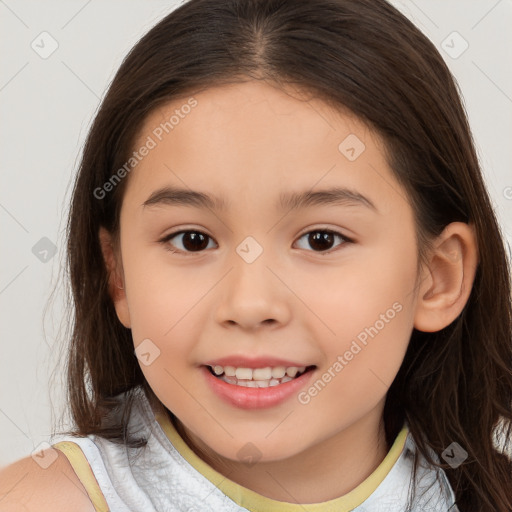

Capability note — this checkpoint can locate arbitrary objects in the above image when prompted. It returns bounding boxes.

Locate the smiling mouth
[206,364,316,388]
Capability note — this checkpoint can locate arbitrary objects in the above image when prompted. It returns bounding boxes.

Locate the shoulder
[0,447,96,512]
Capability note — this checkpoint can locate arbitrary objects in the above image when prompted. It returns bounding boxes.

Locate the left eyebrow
[142,185,378,213]
[279,187,378,213]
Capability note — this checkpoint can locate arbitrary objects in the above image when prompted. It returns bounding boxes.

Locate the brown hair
[59,0,512,510]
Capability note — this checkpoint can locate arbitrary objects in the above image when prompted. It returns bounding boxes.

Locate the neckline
[151,404,409,512]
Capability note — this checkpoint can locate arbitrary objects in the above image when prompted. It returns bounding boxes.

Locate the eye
[294,229,351,253]
[159,228,352,254]
[160,230,217,253]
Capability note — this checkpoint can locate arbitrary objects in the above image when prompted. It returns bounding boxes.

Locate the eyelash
[159,228,353,255]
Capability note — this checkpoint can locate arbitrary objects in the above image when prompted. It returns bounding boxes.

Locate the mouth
[205,364,316,388]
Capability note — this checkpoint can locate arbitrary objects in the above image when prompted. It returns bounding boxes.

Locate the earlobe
[98,226,131,328]
[413,222,478,333]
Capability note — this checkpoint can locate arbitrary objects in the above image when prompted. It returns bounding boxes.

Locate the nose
[214,249,292,331]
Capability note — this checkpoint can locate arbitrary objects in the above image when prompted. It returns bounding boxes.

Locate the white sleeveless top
[50,388,458,512]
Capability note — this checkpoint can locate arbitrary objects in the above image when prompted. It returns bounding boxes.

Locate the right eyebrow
[142,186,228,211]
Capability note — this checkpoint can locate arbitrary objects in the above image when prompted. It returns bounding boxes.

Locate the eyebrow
[142,186,377,213]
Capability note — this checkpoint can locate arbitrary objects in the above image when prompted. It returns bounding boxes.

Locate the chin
[205,433,310,466]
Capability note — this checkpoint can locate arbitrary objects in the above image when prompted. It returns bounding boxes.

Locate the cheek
[298,249,416,340]
[120,252,210,394]
[298,298,413,429]
[306,245,417,387]
[122,245,210,337]
[127,279,206,416]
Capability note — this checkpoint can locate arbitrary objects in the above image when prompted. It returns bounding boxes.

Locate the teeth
[286,367,299,378]
[224,366,236,377]
[210,363,311,387]
[235,368,253,380]
[271,366,286,378]
[253,367,272,380]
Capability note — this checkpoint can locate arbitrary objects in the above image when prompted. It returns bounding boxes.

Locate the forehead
[138,80,365,144]
[122,80,406,215]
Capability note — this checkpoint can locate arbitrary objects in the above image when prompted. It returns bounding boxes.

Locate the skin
[0,449,96,512]
[100,80,478,504]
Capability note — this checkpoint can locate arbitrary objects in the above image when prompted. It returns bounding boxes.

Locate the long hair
[60,0,512,509]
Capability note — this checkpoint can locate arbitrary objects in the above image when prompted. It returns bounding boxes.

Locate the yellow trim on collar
[155,410,408,512]
[53,441,109,512]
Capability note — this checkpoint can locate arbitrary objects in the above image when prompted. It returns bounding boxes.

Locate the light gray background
[1,0,511,468]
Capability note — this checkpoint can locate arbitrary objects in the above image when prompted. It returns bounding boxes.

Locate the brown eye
[295,230,349,252]
[162,230,215,253]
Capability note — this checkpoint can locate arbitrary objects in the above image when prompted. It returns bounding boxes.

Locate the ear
[98,226,131,328]
[413,222,478,332]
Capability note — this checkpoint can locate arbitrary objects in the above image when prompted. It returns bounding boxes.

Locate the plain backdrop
[1,0,511,468]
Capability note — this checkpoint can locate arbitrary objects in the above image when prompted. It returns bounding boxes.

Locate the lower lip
[202,366,315,409]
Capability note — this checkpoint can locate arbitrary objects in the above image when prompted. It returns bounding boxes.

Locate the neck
[171,400,389,504]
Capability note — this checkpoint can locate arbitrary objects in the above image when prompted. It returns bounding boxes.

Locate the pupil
[183,232,208,251]
[309,231,333,251]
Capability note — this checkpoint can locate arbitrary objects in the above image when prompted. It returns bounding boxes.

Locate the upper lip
[203,356,314,369]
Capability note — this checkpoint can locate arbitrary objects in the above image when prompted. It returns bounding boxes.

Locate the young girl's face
[109,80,423,464]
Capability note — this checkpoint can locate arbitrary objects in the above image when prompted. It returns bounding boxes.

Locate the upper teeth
[211,365,306,380]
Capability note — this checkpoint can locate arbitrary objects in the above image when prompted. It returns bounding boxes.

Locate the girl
[1,0,511,510]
